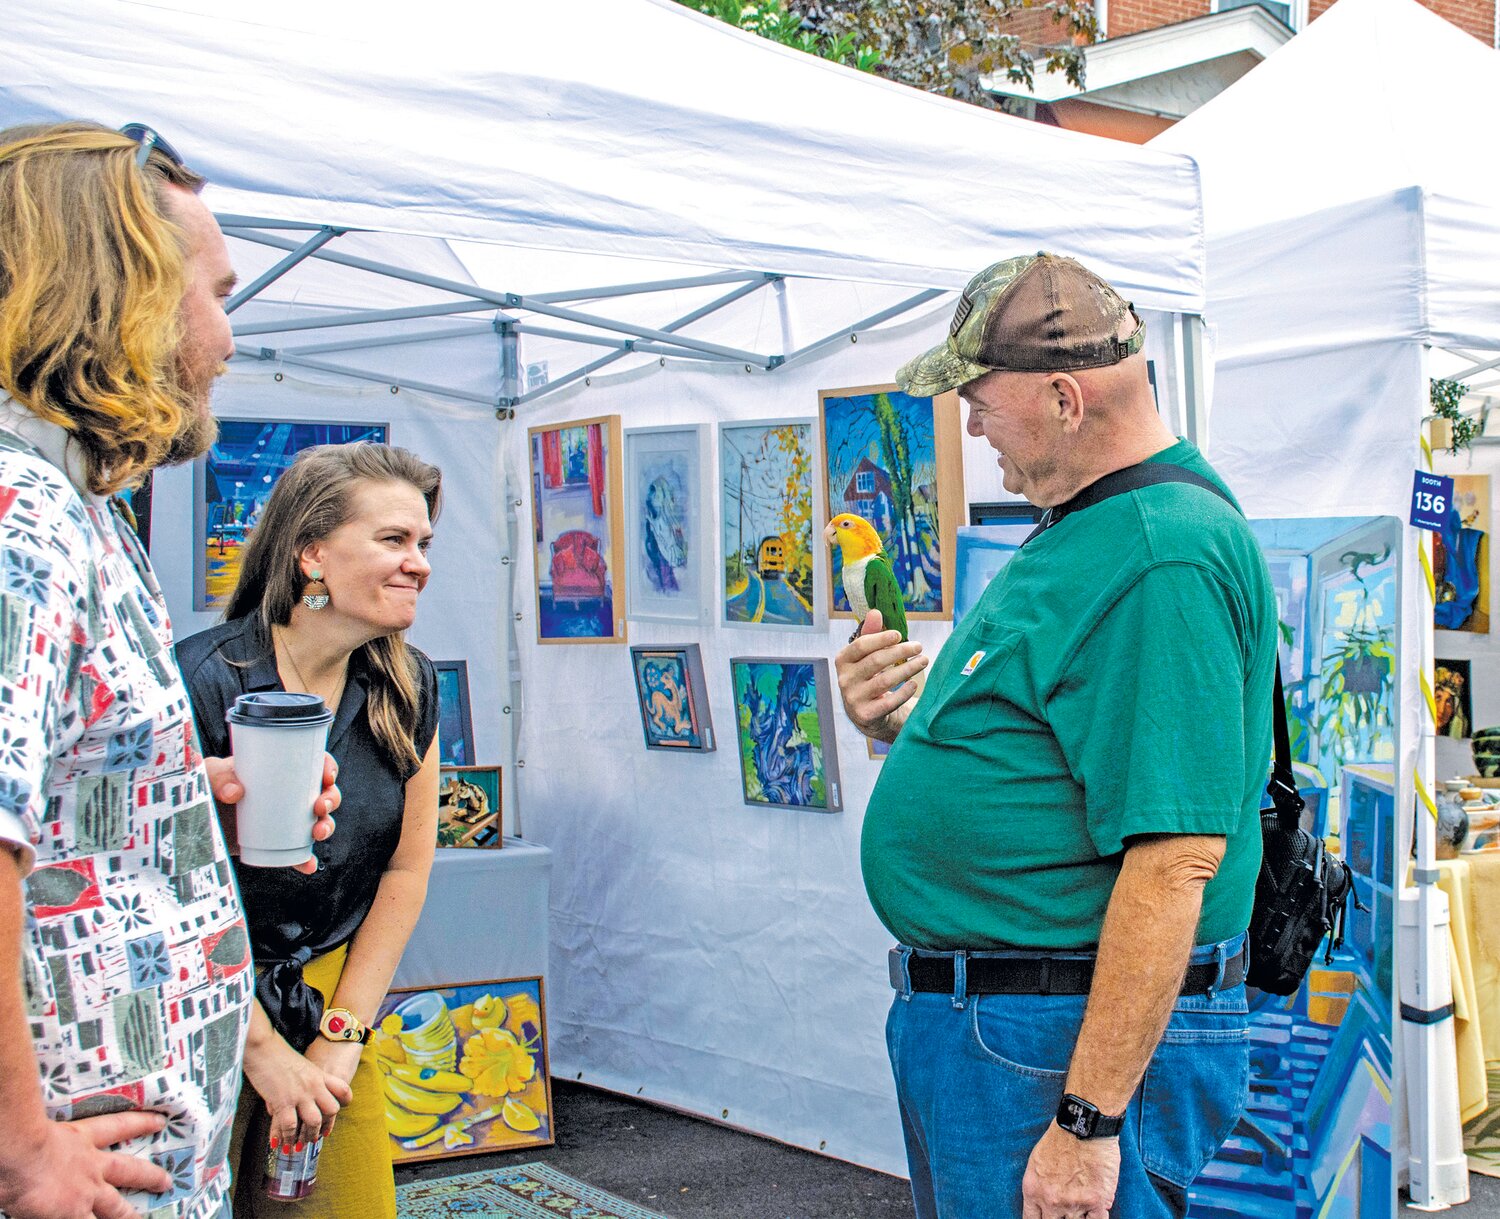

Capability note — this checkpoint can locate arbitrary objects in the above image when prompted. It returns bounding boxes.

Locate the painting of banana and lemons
[375,978,553,1163]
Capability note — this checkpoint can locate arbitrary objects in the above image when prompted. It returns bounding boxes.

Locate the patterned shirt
[0,404,250,1219]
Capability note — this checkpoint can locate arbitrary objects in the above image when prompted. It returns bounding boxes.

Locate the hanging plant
[1431,377,1481,454]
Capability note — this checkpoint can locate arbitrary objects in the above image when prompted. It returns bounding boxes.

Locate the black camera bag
[1027,460,1358,996]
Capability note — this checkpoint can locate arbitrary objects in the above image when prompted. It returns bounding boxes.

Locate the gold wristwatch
[318,1007,370,1044]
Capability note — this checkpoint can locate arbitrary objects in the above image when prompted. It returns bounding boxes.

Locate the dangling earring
[302,569,330,611]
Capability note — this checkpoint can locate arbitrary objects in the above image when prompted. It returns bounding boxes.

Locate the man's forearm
[0,850,54,1144]
[1064,834,1225,1113]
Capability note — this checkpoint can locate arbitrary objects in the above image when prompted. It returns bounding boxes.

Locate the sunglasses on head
[117,122,184,170]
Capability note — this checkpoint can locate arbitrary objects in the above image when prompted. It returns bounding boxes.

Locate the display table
[392,839,551,991]
[1434,854,1500,1122]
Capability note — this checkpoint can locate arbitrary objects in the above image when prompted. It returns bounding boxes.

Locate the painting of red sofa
[528,416,625,643]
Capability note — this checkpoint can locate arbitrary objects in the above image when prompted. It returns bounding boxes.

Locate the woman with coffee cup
[177,442,442,1218]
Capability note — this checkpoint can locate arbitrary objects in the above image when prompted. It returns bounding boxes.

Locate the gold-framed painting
[437,766,502,849]
[528,415,626,644]
[375,976,553,1164]
[818,384,964,622]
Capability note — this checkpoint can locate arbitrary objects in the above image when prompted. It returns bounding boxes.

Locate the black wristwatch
[1055,1093,1125,1140]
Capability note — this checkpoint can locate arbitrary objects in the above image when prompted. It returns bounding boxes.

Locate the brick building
[989,0,1495,140]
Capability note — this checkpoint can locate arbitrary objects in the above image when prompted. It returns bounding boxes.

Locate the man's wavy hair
[0,121,208,495]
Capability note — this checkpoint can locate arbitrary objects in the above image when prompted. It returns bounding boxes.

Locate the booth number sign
[1411,471,1454,532]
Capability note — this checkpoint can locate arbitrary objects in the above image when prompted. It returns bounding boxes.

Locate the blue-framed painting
[629,644,714,752]
[433,661,475,768]
[193,419,388,610]
[729,657,841,811]
[720,421,815,628]
[624,426,702,625]
[528,416,625,644]
[818,384,963,622]
[953,524,1033,624]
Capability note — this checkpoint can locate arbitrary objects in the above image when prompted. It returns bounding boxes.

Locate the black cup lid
[227,691,334,727]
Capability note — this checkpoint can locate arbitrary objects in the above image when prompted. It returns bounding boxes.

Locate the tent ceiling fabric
[2,0,1203,314]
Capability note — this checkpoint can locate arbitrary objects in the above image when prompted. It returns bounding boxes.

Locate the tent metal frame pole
[505,277,773,408]
[281,323,493,357]
[233,300,507,337]
[531,270,773,304]
[225,228,343,313]
[510,322,744,363]
[1453,352,1500,381]
[777,289,945,369]
[505,295,768,363]
[215,214,337,231]
[1180,315,1209,448]
[233,345,495,408]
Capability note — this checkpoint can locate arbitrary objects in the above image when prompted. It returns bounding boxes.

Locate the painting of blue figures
[529,416,624,643]
[731,658,841,811]
[953,525,1033,625]
[630,646,712,751]
[1186,515,1399,1219]
[433,661,474,767]
[819,385,958,620]
[720,423,814,627]
[195,419,387,610]
[625,428,699,623]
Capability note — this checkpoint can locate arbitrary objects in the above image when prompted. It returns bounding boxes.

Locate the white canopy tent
[1153,0,1500,1204]
[2,0,1210,1172]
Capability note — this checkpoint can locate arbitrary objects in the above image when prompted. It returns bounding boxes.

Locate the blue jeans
[887,935,1250,1218]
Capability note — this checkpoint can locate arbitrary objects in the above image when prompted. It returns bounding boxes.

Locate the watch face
[325,1012,350,1037]
[1059,1096,1094,1137]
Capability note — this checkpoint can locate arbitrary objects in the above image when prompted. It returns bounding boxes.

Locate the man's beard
[161,366,225,465]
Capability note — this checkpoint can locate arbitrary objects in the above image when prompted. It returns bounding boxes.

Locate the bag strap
[1021,459,1304,832]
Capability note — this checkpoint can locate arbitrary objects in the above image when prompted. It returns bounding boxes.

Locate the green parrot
[824,512,908,642]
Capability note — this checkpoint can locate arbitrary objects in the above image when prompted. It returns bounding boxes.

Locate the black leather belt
[890,946,1247,996]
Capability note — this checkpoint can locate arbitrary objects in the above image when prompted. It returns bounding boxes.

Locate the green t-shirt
[861,441,1276,950]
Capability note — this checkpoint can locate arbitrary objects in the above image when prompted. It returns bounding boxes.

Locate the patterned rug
[397,1161,673,1218]
[1466,1064,1500,1177]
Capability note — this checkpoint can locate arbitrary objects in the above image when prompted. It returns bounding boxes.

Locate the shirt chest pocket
[921,621,1025,742]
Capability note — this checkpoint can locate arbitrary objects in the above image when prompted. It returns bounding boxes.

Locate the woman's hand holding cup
[206,752,340,876]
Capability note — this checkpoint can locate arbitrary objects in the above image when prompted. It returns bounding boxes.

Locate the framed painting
[969,501,1044,527]
[720,420,816,628]
[432,661,475,768]
[629,644,714,752]
[729,657,841,811]
[375,977,552,1164]
[818,384,964,621]
[623,426,703,624]
[437,766,502,848]
[528,416,626,644]
[1436,473,1490,634]
[193,419,388,610]
[1435,658,1472,740]
[953,524,1033,625]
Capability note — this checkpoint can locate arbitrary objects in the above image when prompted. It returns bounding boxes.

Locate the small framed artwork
[729,657,842,811]
[868,737,891,762]
[433,661,475,768]
[968,501,1044,527]
[719,420,817,628]
[194,419,388,610]
[819,384,964,621]
[528,416,626,644]
[953,524,1033,624]
[1435,659,1473,740]
[437,766,502,848]
[624,426,703,624]
[629,644,714,752]
[375,976,553,1164]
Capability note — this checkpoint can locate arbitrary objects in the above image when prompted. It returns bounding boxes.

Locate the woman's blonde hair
[226,443,443,775]
[0,121,207,494]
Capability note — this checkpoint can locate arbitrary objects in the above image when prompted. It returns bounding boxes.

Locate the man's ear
[1050,374,1085,433]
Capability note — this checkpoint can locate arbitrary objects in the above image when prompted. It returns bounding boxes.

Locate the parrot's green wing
[864,552,909,641]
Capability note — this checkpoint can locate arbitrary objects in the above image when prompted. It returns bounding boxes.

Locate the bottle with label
[263,1136,323,1202]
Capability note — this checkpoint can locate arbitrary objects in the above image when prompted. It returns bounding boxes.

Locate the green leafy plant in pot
[1316,548,1395,767]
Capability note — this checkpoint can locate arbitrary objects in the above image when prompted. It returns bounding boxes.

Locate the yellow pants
[227,944,396,1219]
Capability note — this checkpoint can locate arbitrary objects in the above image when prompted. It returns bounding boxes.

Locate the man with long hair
[0,122,336,1219]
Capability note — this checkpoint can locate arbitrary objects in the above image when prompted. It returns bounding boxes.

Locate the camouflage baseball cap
[896,253,1145,397]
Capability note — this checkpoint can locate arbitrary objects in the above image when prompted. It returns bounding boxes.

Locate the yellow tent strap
[1415,771,1439,821]
[1419,543,1436,602]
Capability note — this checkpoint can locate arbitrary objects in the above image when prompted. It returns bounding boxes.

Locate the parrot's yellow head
[824,513,884,560]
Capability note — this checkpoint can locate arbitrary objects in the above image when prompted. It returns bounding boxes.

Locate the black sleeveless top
[176,616,437,1044]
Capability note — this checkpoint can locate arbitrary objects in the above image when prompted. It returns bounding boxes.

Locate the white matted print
[624,426,704,624]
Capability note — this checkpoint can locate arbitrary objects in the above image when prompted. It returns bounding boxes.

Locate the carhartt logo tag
[960,651,985,676]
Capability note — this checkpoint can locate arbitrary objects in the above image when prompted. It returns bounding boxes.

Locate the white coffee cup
[227,692,334,868]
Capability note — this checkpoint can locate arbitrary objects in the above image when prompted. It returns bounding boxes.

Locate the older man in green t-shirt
[838,254,1275,1219]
